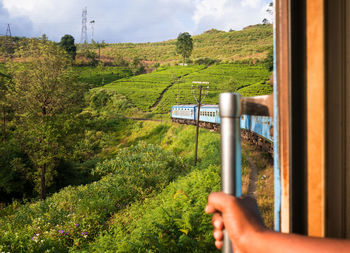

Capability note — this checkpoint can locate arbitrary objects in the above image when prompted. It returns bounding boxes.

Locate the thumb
[205,192,236,214]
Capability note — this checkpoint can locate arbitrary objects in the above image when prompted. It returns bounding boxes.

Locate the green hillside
[99,24,272,64]
[104,63,272,113]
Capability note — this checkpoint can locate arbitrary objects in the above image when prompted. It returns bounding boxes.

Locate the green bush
[194,57,220,66]
[0,143,189,252]
[84,165,221,253]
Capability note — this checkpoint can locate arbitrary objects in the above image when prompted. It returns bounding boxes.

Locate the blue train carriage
[171,105,196,123]
[197,105,220,124]
[240,115,273,142]
[171,104,273,142]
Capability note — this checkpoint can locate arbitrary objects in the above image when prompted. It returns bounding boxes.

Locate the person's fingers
[215,240,223,249]
[213,229,223,241]
[212,213,224,230]
[206,192,236,214]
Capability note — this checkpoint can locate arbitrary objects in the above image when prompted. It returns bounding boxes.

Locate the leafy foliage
[6,38,86,199]
[194,57,221,66]
[59,34,77,60]
[86,165,221,252]
[264,46,273,71]
[176,32,193,63]
[0,143,189,252]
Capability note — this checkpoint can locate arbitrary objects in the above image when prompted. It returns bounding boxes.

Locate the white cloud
[240,0,260,8]
[192,0,270,33]
[0,0,34,37]
[0,0,271,42]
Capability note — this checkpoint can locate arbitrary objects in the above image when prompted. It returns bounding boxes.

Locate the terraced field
[104,65,206,111]
[103,63,272,113]
[153,63,272,113]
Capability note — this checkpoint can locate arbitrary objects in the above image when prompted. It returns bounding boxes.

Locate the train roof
[200,104,219,108]
[171,105,196,109]
[172,104,219,108]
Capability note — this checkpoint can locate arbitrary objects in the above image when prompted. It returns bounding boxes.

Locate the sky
[0,0,272,43]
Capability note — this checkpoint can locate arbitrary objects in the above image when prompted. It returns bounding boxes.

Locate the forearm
[241,230,350,253]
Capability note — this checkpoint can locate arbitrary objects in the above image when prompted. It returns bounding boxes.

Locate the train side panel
[198,105,220,124]
[171,105,273,142]
[171,105,196,121]
[240,115,273,142]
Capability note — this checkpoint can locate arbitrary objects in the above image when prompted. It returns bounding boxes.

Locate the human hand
[205,192,267,251]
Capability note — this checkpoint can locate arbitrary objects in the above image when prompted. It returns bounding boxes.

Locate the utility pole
[192,81,209,165]
[90,20,95,43]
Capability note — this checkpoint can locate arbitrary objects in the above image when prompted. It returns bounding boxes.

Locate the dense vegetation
[0,24,274,252]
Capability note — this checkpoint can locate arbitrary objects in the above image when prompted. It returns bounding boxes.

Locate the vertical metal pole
[219,93,242,253]
[194,86,202,166]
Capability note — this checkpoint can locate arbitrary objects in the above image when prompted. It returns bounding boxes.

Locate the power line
[80,7,88,44]
[6,24,12,37]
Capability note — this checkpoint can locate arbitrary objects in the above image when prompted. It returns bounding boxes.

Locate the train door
[275,0,350,238]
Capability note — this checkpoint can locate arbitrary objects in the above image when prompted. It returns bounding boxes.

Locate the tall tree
[0,71,12,142]
[176,32,193,64]
[6,38,84,199]
[59,34,77,60]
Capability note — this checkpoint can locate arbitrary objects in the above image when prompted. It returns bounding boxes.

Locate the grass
[97,25,272,64]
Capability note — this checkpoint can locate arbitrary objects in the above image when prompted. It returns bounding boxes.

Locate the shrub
[194,57,220,66]
[85,165,221,252]
[0,143,189,252]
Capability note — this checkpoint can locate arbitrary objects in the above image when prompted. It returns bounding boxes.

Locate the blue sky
[0,0,272,43]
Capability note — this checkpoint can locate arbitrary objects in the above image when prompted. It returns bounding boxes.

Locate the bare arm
[205,192,350,253]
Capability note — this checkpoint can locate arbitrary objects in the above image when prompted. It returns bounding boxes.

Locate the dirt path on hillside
[149,66,209,111]
[244,151,259,197]
[149,83,175,109]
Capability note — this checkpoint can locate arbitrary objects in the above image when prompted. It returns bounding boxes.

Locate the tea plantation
[104,63,272,113]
